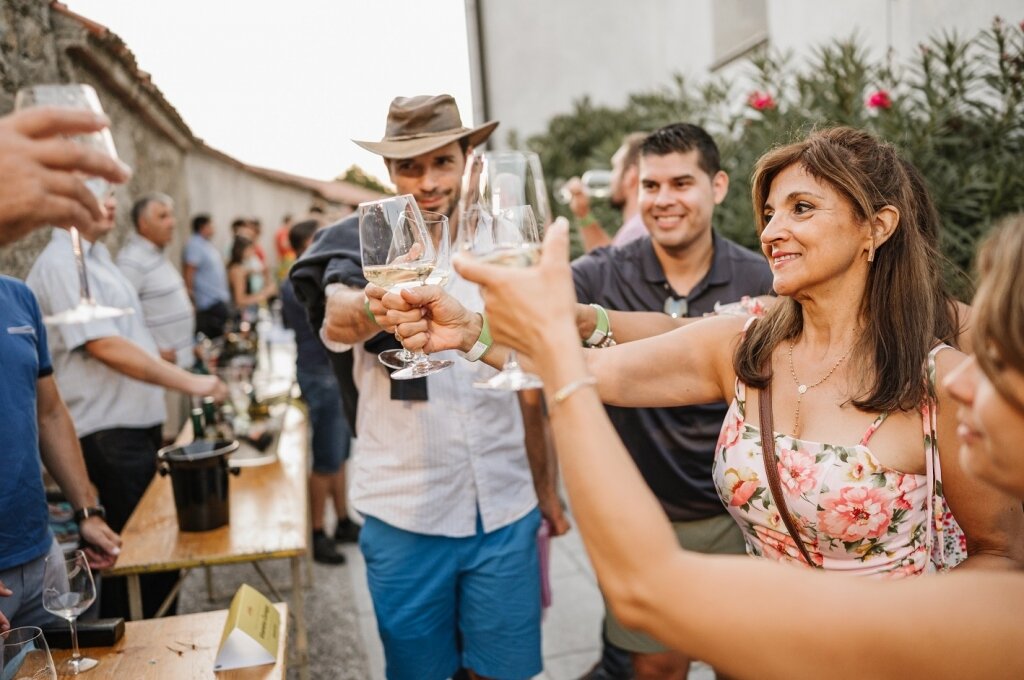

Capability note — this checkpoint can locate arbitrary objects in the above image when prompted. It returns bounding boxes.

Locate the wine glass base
[390,359,454,380]
[378,349,415,370]
[474,369,544,391]
[58,656,98,675]
[44,303,133,326]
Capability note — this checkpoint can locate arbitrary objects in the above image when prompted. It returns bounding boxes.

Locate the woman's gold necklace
[787,339,854,438]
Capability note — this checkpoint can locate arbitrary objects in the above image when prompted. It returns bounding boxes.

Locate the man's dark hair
[131,192,173,230]
[230,218,248,232]
[192,213,211,233]
[288,219,320,255]
[640,123,721,176]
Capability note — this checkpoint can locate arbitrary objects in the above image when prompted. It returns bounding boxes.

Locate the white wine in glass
[456,205,544,391]
[42,549,98,675]
[14,83,133,327]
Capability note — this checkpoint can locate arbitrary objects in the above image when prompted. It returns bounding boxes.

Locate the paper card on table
[213,584,281,671]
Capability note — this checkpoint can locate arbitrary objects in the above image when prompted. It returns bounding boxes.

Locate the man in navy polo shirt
[572,123,773,680]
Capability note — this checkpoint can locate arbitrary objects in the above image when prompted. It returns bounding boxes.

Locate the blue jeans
[296,366,351,473]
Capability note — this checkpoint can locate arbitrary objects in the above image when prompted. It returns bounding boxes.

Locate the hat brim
[353,120,499,160]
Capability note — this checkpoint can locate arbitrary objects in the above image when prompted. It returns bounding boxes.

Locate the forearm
[324,285,385,345]
[38,397,96,510]
[575,304,687,344]
[518,390,559,509]
[578,222,612,253]
[85,336,204,395]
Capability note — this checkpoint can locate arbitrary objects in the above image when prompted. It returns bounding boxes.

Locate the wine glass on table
[359,195,453,380]
[14,84,133,326]
[1,626,57,679]
[455,204,544,391]
[42,550,97,675]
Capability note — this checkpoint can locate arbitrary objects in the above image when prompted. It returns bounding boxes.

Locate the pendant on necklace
[798,385,808,394]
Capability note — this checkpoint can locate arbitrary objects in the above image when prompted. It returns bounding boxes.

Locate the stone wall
[0,1,334,280]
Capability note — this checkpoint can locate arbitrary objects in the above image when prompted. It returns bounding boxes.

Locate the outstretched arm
[454,219,1024,680]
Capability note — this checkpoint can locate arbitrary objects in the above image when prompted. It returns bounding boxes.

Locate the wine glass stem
[503,350,522,372]
[70,615,82,661]
[70,227,93,304]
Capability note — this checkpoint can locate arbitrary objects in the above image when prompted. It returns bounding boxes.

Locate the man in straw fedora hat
[290,94,567,680]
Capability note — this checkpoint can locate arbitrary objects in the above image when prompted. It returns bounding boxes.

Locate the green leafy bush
[525,18,1024,297]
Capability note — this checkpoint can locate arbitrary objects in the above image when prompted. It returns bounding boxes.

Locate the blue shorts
[296,366,351,473]
[360,508,542,680]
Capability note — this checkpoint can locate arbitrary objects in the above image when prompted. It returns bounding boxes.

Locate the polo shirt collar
[639,230,733,292]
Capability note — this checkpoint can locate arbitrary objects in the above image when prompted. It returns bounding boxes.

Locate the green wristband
[364,297,379,326]
[461,313,493,362]
[576,212,597,229]
[585,303,610,346]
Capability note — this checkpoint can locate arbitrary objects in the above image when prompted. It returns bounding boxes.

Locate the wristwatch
[74,505,106,523]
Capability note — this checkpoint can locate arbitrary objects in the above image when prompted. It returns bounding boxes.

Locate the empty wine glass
[455,204,543,391]
[359,195,453,379]
[14,84,133,326]
[1,626,57,680]
[422,211,452,289]
[42,550,97,675]
[466,150,552,228]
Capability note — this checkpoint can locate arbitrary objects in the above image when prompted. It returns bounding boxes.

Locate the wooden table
[51,604,288,679]
[105,404,309,679]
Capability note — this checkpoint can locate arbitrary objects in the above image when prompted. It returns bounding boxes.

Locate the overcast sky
[63,0,475,184]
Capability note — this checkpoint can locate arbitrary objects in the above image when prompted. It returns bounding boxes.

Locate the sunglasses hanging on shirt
[663,296,688,319]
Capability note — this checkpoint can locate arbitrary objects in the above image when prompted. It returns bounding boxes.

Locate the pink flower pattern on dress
[713,347,965,579]
[817,486,894,543]
[778,447,818,496]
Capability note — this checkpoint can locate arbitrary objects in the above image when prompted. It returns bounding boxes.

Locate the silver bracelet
[551,375,598,407]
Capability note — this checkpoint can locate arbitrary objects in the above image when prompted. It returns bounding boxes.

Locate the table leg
[127,575,143,621]
[291,556,309,680]
[205,566,216,602]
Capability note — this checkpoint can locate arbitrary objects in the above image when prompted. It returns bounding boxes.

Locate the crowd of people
[0,88,1022,680]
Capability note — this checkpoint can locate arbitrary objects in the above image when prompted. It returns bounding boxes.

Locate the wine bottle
[190,407,205,440]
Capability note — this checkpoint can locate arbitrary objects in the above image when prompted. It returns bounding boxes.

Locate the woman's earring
[867,240,876,263]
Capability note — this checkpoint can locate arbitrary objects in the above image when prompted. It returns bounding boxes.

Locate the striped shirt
[26,229,165,438]
[346,273,537,537]
[117,233,195,367]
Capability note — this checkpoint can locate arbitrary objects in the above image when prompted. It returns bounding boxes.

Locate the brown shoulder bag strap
[759,379,819,568]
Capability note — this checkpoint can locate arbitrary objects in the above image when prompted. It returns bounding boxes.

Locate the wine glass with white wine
[455,204,543,391]
[359,195,453,379]
[42,550,97,675]
[14,83,133,326]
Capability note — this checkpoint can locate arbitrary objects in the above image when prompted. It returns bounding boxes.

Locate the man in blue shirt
[0,275,121,631]
[184,214,232,339]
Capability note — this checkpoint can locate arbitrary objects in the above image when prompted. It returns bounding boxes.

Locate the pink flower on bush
[722,467,759,507]
[867,90,892,109]
[818,486,893,543]
[747,90,777,111]
[778,447,818,496]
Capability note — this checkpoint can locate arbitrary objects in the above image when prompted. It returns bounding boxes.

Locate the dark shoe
[313,532,346,565]
[334,518,361,544]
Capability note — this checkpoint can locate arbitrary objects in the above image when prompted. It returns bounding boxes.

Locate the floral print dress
[712,346,966,577]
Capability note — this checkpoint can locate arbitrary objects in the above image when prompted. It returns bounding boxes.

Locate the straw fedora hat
[353,94,499,160]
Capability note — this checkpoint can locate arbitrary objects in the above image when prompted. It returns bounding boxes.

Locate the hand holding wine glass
[43,549,98,675]
[359,195,453,380]
[14,84,134,327]
[0,106,130,247]
[455,204,544,391]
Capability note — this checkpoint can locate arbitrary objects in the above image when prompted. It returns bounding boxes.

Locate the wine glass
[14,84,133,326]
[42,550,97,675]
[1,626,57,680]
[455,204,544,391]
[422,211,452,289]
[467,150,552,228]
[359,195,453,379]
